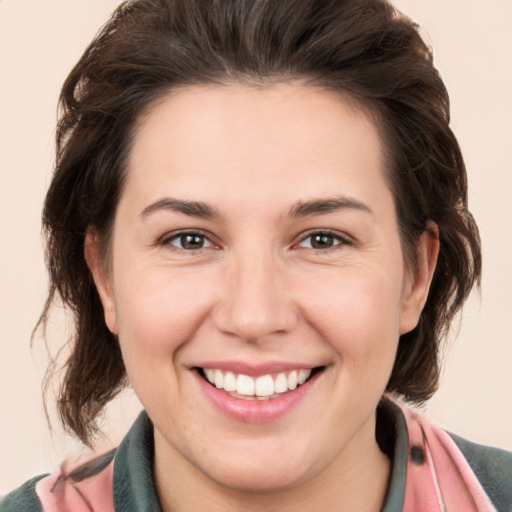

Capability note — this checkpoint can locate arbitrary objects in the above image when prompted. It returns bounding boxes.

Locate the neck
[153,414,391,512]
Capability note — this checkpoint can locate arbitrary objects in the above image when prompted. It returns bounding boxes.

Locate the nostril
[211,283,299,342]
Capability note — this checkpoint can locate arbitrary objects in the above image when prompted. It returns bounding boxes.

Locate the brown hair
[39,0,481,445]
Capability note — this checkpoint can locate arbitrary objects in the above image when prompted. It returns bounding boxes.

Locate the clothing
[2,400,511,511]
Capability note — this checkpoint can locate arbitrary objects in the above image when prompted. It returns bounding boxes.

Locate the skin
[86,83,439,511]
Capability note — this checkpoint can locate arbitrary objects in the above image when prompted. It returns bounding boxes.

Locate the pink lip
[193,367,322,423]
[193,360,318,376]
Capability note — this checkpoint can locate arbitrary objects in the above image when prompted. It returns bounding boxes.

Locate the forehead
[125,83,390,214]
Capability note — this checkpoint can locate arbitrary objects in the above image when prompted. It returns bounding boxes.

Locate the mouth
[196,366,325,401]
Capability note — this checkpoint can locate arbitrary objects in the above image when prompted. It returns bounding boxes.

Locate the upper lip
[191,361,322,376]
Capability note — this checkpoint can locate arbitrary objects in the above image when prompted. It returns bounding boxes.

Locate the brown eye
[297,231,348,250]
[182,234,205,249]
[311,234,335,249]
[164,232,213,250]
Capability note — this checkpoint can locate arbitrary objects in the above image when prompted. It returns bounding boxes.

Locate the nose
[212,251,299,343]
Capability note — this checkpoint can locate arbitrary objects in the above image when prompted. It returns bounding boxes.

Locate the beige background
[1,0,511,494]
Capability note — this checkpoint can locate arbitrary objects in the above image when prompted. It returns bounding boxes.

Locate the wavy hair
[38,0,481,444]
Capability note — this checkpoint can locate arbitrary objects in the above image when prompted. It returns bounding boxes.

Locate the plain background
[1,0,511,494]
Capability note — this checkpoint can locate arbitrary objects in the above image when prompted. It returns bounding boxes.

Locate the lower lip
[194,370,321,423]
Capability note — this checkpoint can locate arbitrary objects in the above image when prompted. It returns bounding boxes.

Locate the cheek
[297,266,404,366]
[112,264,216,362]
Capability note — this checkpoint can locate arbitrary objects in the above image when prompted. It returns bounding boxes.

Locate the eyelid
[157,228,352,252]
[294,229,352,249]
[159,229,220,251]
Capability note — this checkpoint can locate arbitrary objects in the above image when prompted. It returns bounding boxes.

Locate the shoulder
[0,449,116,512]
[0,412,153,512]
[449,432,512,512]
[0,475,46,512]
[394,400,512,512]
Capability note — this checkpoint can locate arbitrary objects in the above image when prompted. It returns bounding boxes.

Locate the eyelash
[296,229,352,252]
[160,230,216,253]
[159,229,351,253]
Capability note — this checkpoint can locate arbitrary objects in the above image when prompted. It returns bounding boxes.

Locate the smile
[198,368,321,400]
[193,364,325,422]
[199,367,320,400]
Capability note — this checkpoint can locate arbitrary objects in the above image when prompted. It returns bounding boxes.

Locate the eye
[297,230,349,250]
[162,232,214,251]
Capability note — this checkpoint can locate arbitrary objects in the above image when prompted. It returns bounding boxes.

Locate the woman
[2,0,511,510]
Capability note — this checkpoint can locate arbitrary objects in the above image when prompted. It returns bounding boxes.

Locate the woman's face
[89,83,436,494]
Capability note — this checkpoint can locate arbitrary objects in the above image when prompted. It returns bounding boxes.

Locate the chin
[194,438,321,494]
[210,460,311,494]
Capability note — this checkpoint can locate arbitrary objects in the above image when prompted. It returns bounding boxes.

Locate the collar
[32,399,499,511]
[113,412,162,511]
[112,401,410,511]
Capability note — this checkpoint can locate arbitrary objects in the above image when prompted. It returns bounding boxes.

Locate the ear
[84,231,118,334]
[399,223,440,334]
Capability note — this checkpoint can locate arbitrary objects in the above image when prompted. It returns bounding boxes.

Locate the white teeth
[274,372,288,393]
[255,375,274,396]
[214,369,224,389]
[287,370,298,390]
[223,372,237,392]
[204,369,215,384]
[237,374,255,396]
[297,369,311,385]
[201,367,315,397]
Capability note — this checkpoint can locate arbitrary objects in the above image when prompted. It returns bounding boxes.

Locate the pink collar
[35,404,497,511]
[401,406,496,511]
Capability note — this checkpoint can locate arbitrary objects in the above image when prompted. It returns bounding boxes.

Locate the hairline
[95,78,422,277]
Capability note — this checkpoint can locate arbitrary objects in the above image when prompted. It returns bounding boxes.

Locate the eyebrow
[140,195,372,220]
[140,198,223,220]
[288,196,373,217]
